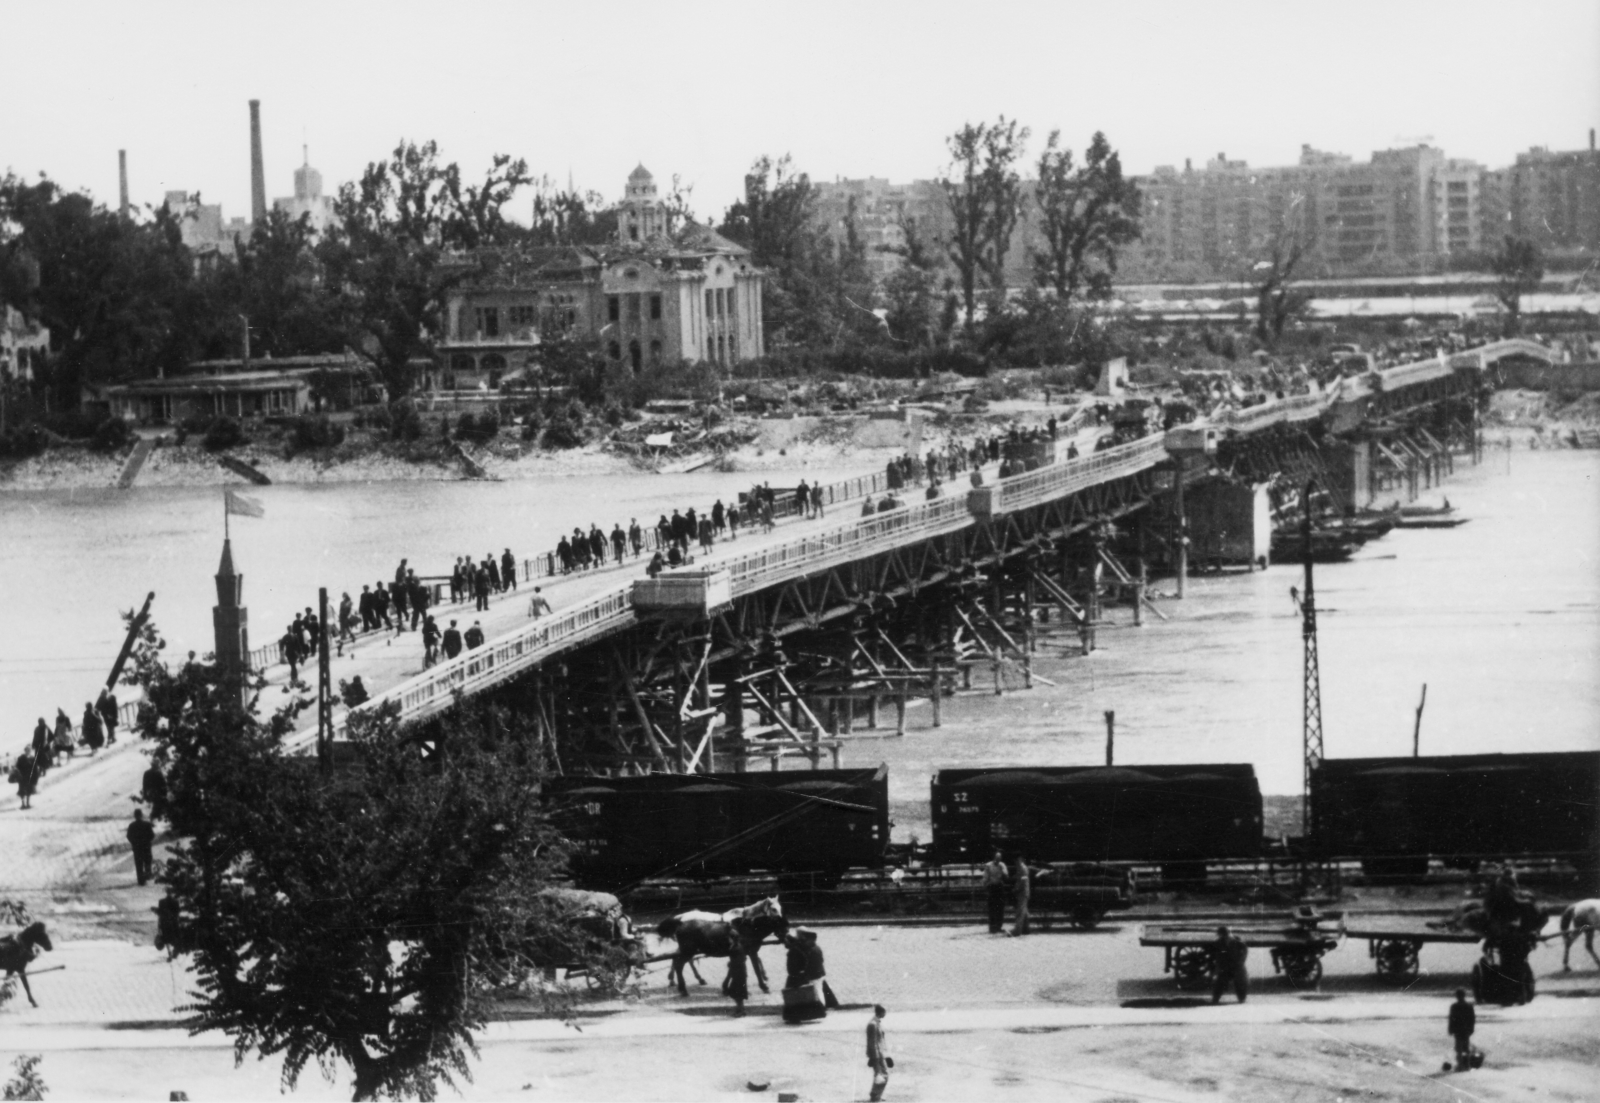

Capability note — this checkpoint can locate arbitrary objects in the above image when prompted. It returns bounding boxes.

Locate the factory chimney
[249,99,267,226]
[118,150,129,219]
[1591,128,1596,152]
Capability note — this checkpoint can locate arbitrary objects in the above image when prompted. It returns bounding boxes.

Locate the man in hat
[1211,925,1249,1004]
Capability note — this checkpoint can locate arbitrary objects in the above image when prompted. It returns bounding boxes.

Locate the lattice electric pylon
[1299,482,1324,841]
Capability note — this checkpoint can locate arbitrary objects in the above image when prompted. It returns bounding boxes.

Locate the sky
[3,0,1597,225]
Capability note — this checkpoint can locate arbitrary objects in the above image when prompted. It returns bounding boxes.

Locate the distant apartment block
[816,132,1600,286]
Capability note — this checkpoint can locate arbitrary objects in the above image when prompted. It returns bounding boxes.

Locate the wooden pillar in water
[725,655,746,773]
[930,655,943,727]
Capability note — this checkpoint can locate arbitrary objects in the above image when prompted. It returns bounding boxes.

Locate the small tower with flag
[215,490,262,679]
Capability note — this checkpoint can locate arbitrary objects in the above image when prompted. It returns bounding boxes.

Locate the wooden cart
[1344,922,1481,982]
[1139,914,1345,990]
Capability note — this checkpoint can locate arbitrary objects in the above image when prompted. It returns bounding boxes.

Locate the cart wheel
[1172,947,1214,990]
[1374,939,1420,981]
[1282,953,1324,989]
[1071,907,1104,930]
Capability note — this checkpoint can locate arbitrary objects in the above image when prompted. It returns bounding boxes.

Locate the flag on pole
[225,489,265,518]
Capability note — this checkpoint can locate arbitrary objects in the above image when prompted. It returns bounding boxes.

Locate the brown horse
[656,897,787,997]
[0,921,53,1007]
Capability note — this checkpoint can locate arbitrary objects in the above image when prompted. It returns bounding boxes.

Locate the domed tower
[619,164,665,242]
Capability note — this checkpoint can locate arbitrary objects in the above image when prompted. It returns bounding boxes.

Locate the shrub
[40,409,103,439]
[288,415,345,454]
[0,424,48,458]
[541,414,583,450]
[602,400,625,428]
[202,417,245,452]
[387,402,422,443]
[90,417,134,453]
[454,411,499,445]
[519,415,542,442]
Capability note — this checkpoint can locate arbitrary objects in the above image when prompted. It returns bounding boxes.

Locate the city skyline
[2,0,1596,225]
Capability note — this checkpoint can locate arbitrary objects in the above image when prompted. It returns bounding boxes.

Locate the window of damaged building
[650,294,662,321]
[628,293,642,323]
[476,306,500,338]
[608,295,621,323]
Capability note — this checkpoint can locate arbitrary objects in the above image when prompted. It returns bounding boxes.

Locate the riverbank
[0,408,953,493]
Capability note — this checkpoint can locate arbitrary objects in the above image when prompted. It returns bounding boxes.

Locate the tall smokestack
[118,150,129,218]
[1591,128,1596,152]
[249,99,267,226]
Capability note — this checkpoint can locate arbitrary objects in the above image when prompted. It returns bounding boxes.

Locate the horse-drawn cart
[1344,921,1481,981]
[527,888,646,988]
[1139,913,1345,989]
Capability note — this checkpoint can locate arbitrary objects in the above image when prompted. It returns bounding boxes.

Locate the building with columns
[437,166,764,385]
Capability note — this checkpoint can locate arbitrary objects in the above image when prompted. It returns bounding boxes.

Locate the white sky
[3,0,1597,224]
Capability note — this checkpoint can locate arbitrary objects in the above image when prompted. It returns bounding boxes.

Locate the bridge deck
[290,338,1546,738]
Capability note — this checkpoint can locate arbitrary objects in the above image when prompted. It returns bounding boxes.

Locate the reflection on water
[2,453,1596,797]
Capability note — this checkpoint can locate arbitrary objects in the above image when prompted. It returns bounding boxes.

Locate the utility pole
[1412,683,1427,757]
[1174,457,1188,598]
[1299,480,1323,841]
[317,586,332,776]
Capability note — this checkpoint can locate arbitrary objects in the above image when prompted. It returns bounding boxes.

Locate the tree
[1250,192,1315,347]
[319,142,530,398]
[1,174,200,406]
[719,156,876,350]
[128,623,606,1101]
[222,208,344,359]
[1490,235,1543,336]
[938,118,1029,329]
[1030,131,1142,310]
[528,183,616,247]
[881,212,940,348]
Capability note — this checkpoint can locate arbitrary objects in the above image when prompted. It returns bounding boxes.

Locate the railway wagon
[1312,751,1600,877]
[547,765,890,887]
[930,764,1263,868]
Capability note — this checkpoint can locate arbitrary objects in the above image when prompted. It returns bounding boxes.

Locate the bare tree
[977,117,1029,301]
[1251,192,1315,347]
[938,117,1028,329]
[1490,235,1543,336]
[1031,130,1142,309]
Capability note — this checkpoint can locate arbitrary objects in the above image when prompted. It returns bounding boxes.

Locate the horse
[1560,899,1600,972]
[0,922,53,1008]
[655,896,787,997]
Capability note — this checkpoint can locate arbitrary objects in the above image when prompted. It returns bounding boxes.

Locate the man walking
[127,808,156,886]
[1448,988,1477,1071]
[628,518,643,557]
[865,1004,891,1101]
[473,562,491,612]
[1210,925,1249,1004]
[528,587,552,619]
[422,615,441,667]
[501,549,518,592]
[983,850,1009,933]
[97,687,119,746]
[441,620,464,661]
[464,621,485,650]
[611,524,627,564]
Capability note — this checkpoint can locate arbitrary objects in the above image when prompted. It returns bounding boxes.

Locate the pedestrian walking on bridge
[1010,855,1032,936]
[11,748,37,808]
[502,549,518,591]
[97,687,119,746]
[81,702,105,753]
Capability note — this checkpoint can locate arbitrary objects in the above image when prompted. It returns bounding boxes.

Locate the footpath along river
[1,450,1596,800]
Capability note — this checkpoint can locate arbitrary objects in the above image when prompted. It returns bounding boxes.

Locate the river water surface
[2,452,1596,797]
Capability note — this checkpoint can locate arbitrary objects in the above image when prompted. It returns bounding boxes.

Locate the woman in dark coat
[81,703,105,752]
[14,748,37,808]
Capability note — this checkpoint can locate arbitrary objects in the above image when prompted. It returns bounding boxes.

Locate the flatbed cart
[1344,922,1481,982]
[1139,913,1345,989]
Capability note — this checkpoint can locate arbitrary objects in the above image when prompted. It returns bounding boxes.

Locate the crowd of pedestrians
[7,689,126,810]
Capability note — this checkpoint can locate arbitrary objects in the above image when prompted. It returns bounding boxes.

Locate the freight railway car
[1312,751,1600,878]
[546,766,890,888]
[929,765,1263,872]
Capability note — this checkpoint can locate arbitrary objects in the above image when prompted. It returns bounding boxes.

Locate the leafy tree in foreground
[1031,130,1142,311]
[1490,235,1543,336]
[129,621,594,1101]
[938,117,1029,330]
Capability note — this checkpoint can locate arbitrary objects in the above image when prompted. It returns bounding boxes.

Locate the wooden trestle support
[452,458,1168,776]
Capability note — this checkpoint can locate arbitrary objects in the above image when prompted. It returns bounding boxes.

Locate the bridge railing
[1209,391,1329,433]
[349,584,636,728]
[990,435,1170,514]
